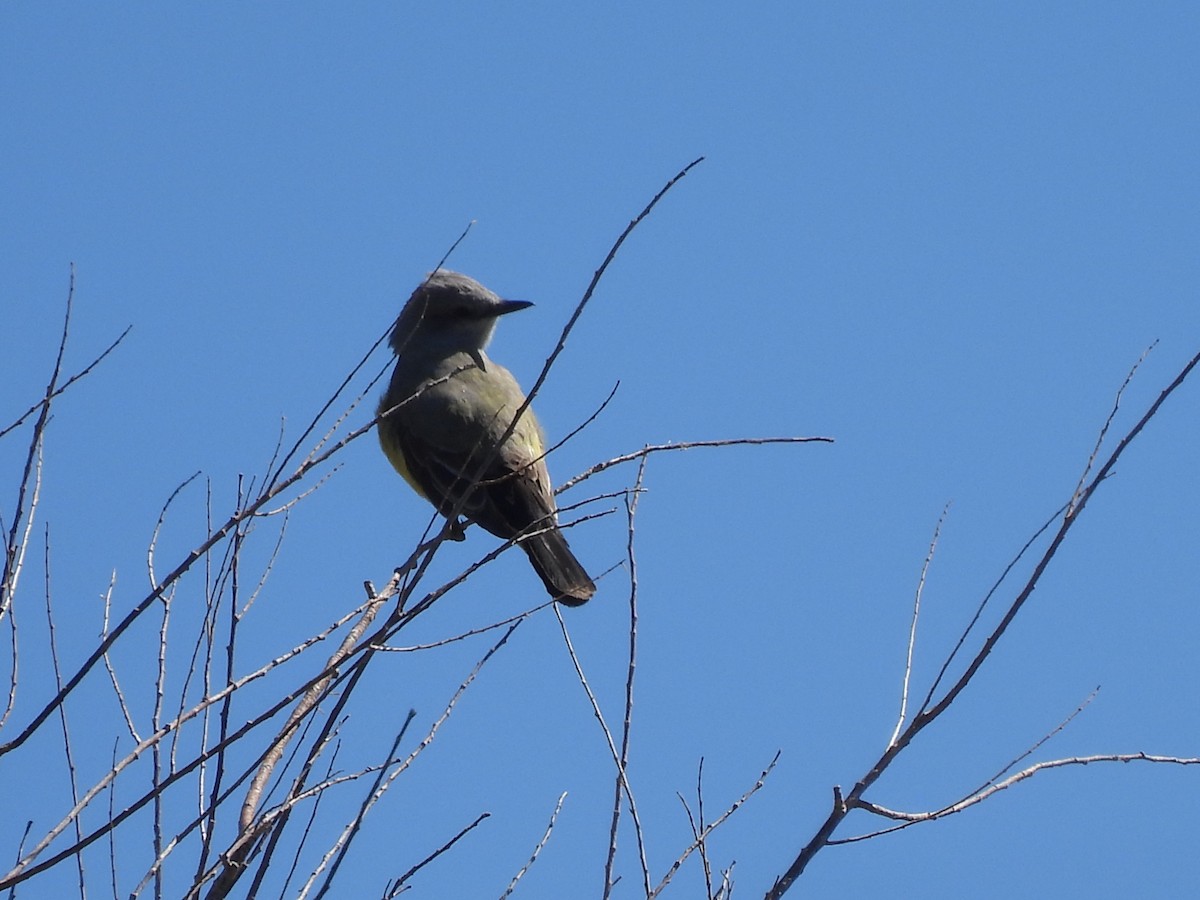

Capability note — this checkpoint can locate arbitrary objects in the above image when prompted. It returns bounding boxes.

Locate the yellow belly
[378,421,429,501]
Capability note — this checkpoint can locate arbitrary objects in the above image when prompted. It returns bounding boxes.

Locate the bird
[376,270,596,605]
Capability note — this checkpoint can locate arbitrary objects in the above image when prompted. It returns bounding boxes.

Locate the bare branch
[500,792,568,899]
[0,560,16,731]
[850,752,1200,829]
[238,582,393,832]
[43,525,87,897]
[281,744,344,898]
[304,713,418,900]
[765,347,1200,898]
[651,752,780,898]
[676,759,715,898]
[0,315,130,442]
[920,348,1200,728]
[382,812,490,898]
[555,602,650,895]
[0,591,381,890]
[603,456,648,898]
[697,759,712,899]
[917,500,1066,719]
[559,436,833,495]
[99,573,140,743]
[0,392,376,756]
[2,266,74,622]
[147,472,203,589]
[1,396,45,627]
[517,158,704,431]
[1069,342,1155,516]
[842,689,1101,842]
[889,503,949,748]
[295,625,518,899]
[378,604,546,652]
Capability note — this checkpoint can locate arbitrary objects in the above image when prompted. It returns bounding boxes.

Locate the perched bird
[377,270,595,605]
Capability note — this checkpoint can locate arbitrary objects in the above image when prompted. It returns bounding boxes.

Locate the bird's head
[389,270,533,357]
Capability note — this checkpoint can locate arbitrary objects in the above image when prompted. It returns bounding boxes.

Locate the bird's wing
[390,363,558,540]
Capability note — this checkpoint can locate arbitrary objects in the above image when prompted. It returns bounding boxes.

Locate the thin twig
[843,688,1102,842]
[106,740,119,899]
[378,604,547,652]
[0,362,453,758]
[602,456,648,898]
[280,743,343,899]
[43,526,87,898]
[715,862,735,900]
[307,712,418,900]
[1069,342,1155,516]
[765,347,1200,898]
[99,573,139,742]
[675,759,715,898]
[515,159,705,438]
[0,591,384,890]
[0,323,130,442]
[2,266,73,622]
[848,752,1200,829]
[555,604,650,895]
[650,752,780,898]
[500,792,568,899]
[542,381,620,466]
[238,583,393,834]
[921,349,1200,726]
[147,472,202,589]
[239,510,289,618]
[697,759,713,899]
[917,501,1066,718]
[383,812,490,897]
[889,504,949,748]
[291,625,519,900]
[196,478,235,884]
[0,440,42,731]
[1,401,44,626]
[151,567,174,900]
[0,555,17,731]
[559,436,833,495]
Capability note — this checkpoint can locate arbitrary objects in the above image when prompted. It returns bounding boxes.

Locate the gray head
[389,270,533,357]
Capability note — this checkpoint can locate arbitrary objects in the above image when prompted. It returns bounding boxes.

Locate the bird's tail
[521,529,595,606]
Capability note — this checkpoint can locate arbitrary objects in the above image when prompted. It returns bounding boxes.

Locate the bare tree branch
[764,347,1200,898]
[43,525,87,898]
[559,437,833,495]
[603,456,648,898]
[500,791,568,899]
[555,602,650,895]
[651,752,780,898]
[382,812,490,898]
[3,267,74,623]
[851,752,1200,828]
[839,688,1101,843]
[889,503,949,748]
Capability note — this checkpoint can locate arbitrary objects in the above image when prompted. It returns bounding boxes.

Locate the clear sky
[3,3,1198,898]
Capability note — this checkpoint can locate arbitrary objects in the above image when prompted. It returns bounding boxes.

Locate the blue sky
[3,4,1198,898]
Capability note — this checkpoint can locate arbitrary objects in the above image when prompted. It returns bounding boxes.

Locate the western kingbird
[377,270,596,605]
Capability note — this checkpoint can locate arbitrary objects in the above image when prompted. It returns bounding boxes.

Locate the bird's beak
[497,299,534,316]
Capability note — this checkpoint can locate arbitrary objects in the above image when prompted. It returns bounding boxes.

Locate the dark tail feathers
[521,529,595,606]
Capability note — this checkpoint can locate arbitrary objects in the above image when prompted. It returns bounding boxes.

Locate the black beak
[497,299,534,316]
